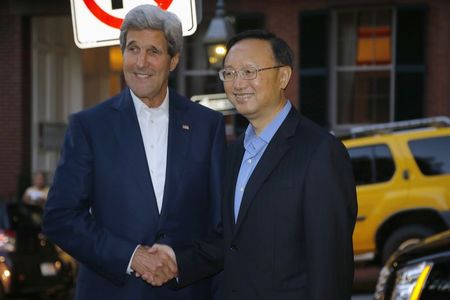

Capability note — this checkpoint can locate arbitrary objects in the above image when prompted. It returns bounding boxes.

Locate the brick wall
[0,4,30,200]
[425,0,450,116]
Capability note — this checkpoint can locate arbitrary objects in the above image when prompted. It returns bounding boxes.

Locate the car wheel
[382,225,435,263]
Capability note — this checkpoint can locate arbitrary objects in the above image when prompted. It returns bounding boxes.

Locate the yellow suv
[342,116,450,263]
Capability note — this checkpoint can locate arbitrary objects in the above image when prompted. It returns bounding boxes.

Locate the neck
[142,97,164,108]
[139,86,168,108]
[250,99,287,136]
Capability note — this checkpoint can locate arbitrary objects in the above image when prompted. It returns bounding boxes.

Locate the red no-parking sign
[70,0,198,49]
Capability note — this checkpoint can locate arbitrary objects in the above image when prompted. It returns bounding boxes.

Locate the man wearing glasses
[149,29,358,300]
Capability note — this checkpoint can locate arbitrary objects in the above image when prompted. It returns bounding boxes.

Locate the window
[299,6,426,132]
[409,136,450,176]
[332,8,394,127]
[348,144,395,185]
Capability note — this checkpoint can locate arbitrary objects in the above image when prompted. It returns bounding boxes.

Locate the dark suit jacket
[176,107,357,300]
[43,88,225,300]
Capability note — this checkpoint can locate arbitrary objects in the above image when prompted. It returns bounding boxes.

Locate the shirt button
[248,159,252,163]
[240,187,244,192]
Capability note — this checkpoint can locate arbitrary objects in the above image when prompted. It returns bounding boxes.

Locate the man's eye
[149,48,162,55]
[242,69,254,76]
[127,46,138,52]
[223,70,234,77]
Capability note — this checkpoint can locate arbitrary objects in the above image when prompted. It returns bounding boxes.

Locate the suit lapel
[158,89,191,224]
[233,108,299,236]
[110,89,159,219]
[227,137,245,233]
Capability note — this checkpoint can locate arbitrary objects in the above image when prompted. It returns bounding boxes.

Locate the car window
[408,136,450,176]
[348,144,395,185]
[374,145,395,182]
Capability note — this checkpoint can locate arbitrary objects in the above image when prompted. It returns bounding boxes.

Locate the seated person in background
[22,171,49,207]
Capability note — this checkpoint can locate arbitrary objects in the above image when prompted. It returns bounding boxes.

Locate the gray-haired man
[43,4,225,299]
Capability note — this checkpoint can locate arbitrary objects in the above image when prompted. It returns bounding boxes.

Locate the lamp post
[203,0,234,69]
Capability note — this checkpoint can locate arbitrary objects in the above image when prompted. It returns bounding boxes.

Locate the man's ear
[279,66,292,90]
[170,53,180,72]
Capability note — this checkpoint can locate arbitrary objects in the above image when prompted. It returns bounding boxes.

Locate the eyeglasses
[218,65,285,82]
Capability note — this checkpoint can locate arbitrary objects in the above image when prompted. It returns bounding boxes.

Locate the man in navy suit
[43,5,225,299]
[150,30,357,299]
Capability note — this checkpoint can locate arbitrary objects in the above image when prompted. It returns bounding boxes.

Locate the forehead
[224,38,275,67]
[126,28,168,48]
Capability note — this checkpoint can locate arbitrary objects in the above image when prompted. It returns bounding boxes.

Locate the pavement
[351,262,381,299]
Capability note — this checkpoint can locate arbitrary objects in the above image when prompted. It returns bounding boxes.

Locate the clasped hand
[131,244,178,286]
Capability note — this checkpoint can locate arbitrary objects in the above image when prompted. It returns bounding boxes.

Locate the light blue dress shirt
[234,101,292,222]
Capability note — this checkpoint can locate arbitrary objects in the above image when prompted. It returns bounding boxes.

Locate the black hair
[225,29,294,68]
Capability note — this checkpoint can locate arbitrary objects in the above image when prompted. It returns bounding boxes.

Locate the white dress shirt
[127,88,169,274]
[131,89,169,213]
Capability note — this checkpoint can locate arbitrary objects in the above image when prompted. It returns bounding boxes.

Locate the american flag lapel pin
[182,124,190,130]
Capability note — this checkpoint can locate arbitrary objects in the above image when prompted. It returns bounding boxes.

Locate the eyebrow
[126,40,137,48]
[125,41,164,53]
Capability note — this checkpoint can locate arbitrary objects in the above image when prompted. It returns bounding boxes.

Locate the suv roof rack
[191,93,236,115]
[349,116,450,138]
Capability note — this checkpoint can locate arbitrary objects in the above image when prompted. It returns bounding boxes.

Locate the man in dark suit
[150,29,357,299]
[42,5,225,300]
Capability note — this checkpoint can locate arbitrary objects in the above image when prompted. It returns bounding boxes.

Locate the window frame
[329,7,397,132]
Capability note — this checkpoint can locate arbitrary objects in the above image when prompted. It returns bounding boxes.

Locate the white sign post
[70,0,197,49]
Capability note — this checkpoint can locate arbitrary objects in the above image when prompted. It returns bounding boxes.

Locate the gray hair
[119,4,183,57]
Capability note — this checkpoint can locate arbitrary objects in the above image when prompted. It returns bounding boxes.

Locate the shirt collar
[243,101,292,155]
[131,88,170,118]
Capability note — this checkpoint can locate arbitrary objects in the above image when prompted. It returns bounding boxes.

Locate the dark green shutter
[395,5,426,121]
[299,11,329,127]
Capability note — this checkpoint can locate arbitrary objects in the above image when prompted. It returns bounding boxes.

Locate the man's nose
[136,52,147,68]
[232,76,247,89]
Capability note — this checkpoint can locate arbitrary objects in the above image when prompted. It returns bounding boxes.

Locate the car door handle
[357,215,366,222]
[403,169,410,180]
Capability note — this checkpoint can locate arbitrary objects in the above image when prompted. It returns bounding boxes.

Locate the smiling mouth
[234,93,253,101]
[135,73,152,79]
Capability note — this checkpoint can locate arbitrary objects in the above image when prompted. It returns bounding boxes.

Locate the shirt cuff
[126,244,141,274]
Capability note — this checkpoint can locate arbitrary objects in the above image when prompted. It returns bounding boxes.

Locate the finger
[147,244,160,254]
[154,263,173,281]
[156,252,178,275]
[141,272,151,282]
[150,245,178,275]
[164,256,178,275]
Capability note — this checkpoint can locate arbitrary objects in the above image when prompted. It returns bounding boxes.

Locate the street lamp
[203,0,234,69]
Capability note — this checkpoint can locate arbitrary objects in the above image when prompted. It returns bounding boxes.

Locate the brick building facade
[0,2,30,200]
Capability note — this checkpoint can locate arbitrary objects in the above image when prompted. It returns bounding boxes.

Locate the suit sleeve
[207,113,226,239]
[303,136,358,300]
[174,113,226,287]
[174,237,224,287]
[42,114,136,286]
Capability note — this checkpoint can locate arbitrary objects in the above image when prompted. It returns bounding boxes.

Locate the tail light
[0,229,16,252]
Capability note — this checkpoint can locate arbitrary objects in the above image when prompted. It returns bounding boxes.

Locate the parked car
[342,116,450,264]
[0,202,74,298]
[374,229,450,300]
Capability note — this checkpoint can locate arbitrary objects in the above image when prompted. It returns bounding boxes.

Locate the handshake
[130,244,178,286]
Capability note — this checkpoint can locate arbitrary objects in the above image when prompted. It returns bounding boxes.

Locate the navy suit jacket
[176,108,357,300]
[43,88,225,299]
